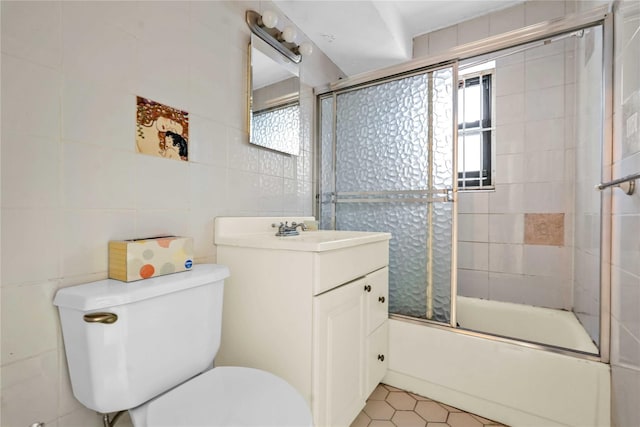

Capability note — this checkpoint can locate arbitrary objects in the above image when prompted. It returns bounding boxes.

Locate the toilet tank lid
[53,264,229,311]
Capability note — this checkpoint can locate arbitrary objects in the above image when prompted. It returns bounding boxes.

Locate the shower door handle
[432,187,454,202]
[445,187,454,202]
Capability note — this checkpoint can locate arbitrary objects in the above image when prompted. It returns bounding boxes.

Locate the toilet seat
[130,366,313,427]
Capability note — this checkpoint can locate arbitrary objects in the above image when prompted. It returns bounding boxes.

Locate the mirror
[249,34,301,156]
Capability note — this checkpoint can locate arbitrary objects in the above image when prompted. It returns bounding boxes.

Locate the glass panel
[335,74,430,192]
[462,81,481,124]
[431,202,453,322]
[431,67,455,322]
[251,103,300,154]
[459,133,482,172]
[319,96,334,230]
[336,202,428,318]
[330,67,455,324]
[574,24,603,348]
[454,26,604,355]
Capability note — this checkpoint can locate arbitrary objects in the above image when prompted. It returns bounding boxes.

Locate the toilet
[53,264,312,427]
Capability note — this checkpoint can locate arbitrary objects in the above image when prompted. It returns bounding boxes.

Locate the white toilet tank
[53,264,230,414]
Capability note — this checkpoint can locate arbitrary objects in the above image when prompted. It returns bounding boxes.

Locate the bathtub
[383,299,611,427]
[456,296,599,354]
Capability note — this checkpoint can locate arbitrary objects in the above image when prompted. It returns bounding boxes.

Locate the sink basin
[214,230,390,252]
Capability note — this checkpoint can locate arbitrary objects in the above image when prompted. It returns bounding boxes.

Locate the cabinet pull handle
[378,296,385,303]
[378,354,385,362]
[364,285,371,292]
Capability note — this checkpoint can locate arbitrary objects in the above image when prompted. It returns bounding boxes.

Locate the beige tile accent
[524,213,565,246]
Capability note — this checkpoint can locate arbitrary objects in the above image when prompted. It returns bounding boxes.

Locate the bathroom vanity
[214,217,391,427]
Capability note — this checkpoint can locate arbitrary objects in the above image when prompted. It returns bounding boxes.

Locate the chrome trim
[337,189,449,196]
[390,314,602,362]
[246,10,301,64]
[254,93,299,113]
[336,197,449,204]
[426,71,435,319]
[599,11,614,365]
[450,62,459,328]
[321,5,610,94]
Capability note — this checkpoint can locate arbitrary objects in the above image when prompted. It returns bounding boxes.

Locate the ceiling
[274,0,524,76]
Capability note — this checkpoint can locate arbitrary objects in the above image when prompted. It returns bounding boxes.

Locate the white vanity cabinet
[214,217,390,427]
[314,267,389,426]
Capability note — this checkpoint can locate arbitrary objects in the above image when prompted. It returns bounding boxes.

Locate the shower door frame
[315,5,613,363]
[317,63,459,325]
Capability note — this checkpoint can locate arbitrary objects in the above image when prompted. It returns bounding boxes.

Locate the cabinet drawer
[313,241,389,295]
[366,320,389,398]
[366,267,389,334]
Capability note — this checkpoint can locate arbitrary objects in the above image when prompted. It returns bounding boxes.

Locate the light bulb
[282,26,297,43]
[298,42,313,57]
[261,10,278,29]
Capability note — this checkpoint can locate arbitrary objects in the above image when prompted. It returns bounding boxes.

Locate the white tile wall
[1,350,60,427]
[488,213,524,244]
[457,213,489,242]
[0,1,341,425]
[489,3,526,36]
[457,268,490,299]
[489,243,524,275]
[457,15,490,46]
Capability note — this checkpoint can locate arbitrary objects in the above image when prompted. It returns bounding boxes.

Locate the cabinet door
[365,267,389,334]
[314,278,366,427]
[366,320,389,397]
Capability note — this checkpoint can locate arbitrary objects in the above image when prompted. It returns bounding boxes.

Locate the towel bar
[595,172,640,195]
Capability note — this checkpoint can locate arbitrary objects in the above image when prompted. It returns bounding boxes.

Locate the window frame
[457,67,496,191]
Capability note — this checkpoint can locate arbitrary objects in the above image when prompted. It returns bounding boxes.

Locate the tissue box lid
[53,264,230,311]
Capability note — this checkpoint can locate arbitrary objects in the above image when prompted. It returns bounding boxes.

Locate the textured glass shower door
[319,66,456,324]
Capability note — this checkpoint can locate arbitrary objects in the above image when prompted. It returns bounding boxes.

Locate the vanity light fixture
[246,9,313,64]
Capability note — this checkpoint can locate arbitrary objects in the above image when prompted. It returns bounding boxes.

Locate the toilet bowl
[129,367,312,427]
[53,264,312,426]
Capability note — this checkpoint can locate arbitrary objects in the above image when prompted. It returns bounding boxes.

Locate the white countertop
[215,230,391,252]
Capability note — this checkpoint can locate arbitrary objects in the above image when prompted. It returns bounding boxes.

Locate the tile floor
[351,384,509,427]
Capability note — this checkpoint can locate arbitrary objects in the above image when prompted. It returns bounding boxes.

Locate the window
[458,64,494,190]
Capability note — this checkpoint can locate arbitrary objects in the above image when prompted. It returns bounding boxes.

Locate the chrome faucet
[272,221,307,237]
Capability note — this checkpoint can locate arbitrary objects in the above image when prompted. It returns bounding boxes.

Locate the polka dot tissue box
[108,236,194,282]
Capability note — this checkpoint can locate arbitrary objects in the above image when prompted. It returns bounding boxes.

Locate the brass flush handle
[83,312,118,324]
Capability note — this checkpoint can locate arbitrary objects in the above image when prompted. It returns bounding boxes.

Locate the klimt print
[136,96,189,161]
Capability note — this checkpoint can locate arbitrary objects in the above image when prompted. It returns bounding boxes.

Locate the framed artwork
[136,96,189,161]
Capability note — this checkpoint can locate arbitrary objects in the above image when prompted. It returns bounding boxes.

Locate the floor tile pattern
[351,384,509,427]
